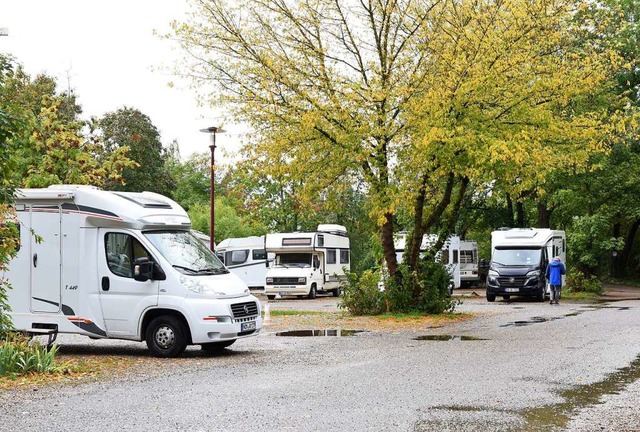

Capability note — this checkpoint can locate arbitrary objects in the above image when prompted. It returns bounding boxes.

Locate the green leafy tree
[171,0,621,310]
[96,107,174,195]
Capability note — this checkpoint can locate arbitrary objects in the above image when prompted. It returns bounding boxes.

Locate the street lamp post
[199,126,225,251]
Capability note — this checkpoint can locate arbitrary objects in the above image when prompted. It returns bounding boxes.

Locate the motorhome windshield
[276,253,311,268]
[492,248,541,266]
[144,230,228,276]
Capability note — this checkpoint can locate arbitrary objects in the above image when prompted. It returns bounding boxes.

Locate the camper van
[393,232,461,291]
[3,185,262,357]
[486,228,566,302]
[216,236,274,290]
[264,225,350,299]
[459,240,480,287]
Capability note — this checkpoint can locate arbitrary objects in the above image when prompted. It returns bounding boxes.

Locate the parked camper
[3,185,262,357]
[393,232,461,292]
[216,236,274,290]
[486,228,566,302]
[264,225,349,299]
[459,240,480,287]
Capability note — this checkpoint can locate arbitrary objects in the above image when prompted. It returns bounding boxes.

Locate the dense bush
[339,269,387,315]
[339,260,456,315]
[565,270,603,295]
[0,334,59,377]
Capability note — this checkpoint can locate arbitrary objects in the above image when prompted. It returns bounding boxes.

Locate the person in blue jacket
[545,256,566,305]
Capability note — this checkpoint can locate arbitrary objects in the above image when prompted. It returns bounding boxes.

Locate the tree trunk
[537,202,550,228]
[506,193,514,227]
[516,201,525,228]
[381,211,398,278]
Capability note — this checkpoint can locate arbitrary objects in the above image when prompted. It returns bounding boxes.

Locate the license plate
[505,288,519,293]
[241,321,256,331]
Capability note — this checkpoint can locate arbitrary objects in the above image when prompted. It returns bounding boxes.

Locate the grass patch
[562,291,600,301]
[266,310,328,317]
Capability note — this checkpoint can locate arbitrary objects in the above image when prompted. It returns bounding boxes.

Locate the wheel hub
[155,325,175,349]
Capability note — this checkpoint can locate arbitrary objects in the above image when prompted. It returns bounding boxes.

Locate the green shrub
[339,269,387,315]
[0,334,60,377]
[388,261,456,314]
[565,270,603,295]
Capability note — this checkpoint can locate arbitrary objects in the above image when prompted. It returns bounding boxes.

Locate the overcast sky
[0,0,243,163]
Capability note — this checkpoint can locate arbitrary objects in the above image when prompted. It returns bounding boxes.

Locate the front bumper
[264,284,309,296]
[486,276,543,297]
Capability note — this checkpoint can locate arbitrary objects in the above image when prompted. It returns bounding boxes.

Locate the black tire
[145,315,188,358]
[502,295,511,300]
[537,286,546,302]
[201,340,235,352]
[308,284,317,299]
[332,288,340,297]
[487,292,496,302]
[267,295,275,300]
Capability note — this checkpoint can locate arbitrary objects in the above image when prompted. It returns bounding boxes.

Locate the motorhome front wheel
[146,316,188,358]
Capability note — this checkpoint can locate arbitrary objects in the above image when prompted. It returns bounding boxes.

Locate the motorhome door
[29,204,62,313]
[98,230,159,336]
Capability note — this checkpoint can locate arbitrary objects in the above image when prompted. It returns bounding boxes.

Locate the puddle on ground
[413,335,488,341]
[521,355,640,431]
[501,316,564,327]
[425,355,640,431]
[273,329,364,337]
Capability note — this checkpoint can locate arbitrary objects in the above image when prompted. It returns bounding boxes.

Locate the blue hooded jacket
[546,260,566,286]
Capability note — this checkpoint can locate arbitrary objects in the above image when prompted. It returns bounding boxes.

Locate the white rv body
[487,228,566,302]
[264,225,350,299]
[216,236,274,290]
[3,185,262,357]
[393,233,461,289]
[459,240,480,286]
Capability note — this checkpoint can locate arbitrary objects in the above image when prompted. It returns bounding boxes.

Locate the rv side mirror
[133,257,154,282]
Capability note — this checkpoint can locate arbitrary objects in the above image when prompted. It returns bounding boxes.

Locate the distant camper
[264,225,350,300]
[216,236,274,290]
[3,185,262,357]
[459,240,480,287]
[487,228,566,302]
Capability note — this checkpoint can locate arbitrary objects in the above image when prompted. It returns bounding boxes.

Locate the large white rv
[487,228,566,302]
[264,225,350,299]
[3,185,262,357]
[393,232,462,290]
[216,236,274,290]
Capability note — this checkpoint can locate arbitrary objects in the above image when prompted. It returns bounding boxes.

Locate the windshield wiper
[172,265,199,274]
[196,267,229,275]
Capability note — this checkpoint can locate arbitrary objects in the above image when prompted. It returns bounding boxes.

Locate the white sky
[0,0,243,164]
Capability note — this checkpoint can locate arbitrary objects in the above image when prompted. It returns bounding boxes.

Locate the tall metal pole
[200,126,225,251]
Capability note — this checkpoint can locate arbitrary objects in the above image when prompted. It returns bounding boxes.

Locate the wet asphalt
[2,293,640,432]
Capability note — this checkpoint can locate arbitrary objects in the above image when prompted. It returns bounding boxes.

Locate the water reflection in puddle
[413,335,488,341]
[274,329,364,337]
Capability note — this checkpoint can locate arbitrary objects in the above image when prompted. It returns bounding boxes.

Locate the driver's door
[98,230,159,337]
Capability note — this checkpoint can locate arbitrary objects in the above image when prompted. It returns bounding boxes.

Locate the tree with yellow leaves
[171,0,622,306]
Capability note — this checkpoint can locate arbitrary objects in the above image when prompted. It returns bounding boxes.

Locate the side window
[105,233,149,278]
[340,249,349,264]
[327,249,336,264]
[229,249,249,265]
[252,249,267,260]
[317,235,324,247]
[452,250,459,264]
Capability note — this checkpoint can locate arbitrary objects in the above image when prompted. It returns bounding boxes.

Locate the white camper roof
[317,224,348,236]
[217,236,265,250]
[15,185,191,230]
[491,228,565,247]
[394,232,460,251]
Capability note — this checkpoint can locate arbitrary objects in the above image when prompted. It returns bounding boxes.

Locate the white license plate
[505,288,519,293]
[241,321,256,331]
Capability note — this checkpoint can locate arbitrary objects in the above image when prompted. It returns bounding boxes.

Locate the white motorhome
[459,240,480,287]
[3,185,262,357]
[393,232,461,290]
[216,236,274,290]
[264,224,350,299]
[487,228,566,302]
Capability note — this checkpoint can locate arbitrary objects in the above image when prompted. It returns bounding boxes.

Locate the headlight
[180,275,228,296]
[266,277,273,284]
[488,270,499,277]
[297,277,306,284]
[526,270,540,277]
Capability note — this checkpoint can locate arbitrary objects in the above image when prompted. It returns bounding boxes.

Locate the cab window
[105,233,150,278]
